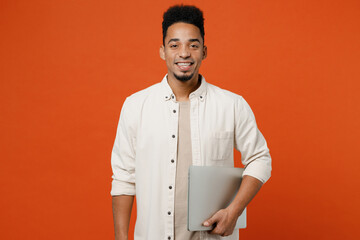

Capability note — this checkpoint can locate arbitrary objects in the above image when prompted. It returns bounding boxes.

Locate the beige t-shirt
[174,101,200,240]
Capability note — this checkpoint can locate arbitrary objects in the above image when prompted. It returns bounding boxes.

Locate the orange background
[1,0,359,239]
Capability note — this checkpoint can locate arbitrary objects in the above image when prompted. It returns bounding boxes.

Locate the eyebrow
[167,38,201,44]
[189,39,200,43]
[167,38,180,44]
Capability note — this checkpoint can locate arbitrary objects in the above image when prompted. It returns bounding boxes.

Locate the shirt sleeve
[234,96,272,183]
[110,98,136,196]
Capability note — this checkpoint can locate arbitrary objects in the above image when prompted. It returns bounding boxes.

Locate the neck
[167,74,201,102]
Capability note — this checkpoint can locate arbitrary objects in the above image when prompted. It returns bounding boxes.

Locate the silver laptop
[188,165,247,231]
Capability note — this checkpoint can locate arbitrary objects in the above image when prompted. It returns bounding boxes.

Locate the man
[111,5,271,240]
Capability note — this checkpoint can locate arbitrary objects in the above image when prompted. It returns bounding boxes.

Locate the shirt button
[172,135,175,138]
[171,95,174,99]
[169,186,172,189]
[200,96,203,99]
[173,110,176,113]
[171,159,174,163]
[168,237,171,240]
[168,211,171,215]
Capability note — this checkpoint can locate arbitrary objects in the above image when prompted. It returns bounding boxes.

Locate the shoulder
[119,82,162,127]
[124,82,162,107]
[206,82,244,103]
[205,82,253,116]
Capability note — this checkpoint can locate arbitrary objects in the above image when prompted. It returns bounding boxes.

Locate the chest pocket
[210,131,234,161]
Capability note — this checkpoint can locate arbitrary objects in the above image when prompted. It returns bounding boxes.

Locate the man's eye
[191,45,199,48]
[170,44,178,48]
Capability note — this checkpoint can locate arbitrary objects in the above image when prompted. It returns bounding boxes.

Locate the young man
[111,5,272,240]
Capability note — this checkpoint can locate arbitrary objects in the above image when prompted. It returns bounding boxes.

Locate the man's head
[162,5,205,45]
[160,5,207,82]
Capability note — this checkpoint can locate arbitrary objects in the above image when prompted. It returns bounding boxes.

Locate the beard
[174,72,194,82]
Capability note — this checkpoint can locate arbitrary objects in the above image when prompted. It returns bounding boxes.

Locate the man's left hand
[202,207,241,237]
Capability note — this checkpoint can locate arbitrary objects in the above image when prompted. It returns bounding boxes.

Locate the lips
[176,61,193,71]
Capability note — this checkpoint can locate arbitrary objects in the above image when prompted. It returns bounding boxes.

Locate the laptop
[187,165,247,231]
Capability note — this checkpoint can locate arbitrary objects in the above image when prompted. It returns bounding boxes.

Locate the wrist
[227,202,245,218]
[115,232,128,240]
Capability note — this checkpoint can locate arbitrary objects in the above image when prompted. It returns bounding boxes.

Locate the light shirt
[111,75,272,240]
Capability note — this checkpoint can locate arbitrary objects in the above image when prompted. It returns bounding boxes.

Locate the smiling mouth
[176,62,193,71]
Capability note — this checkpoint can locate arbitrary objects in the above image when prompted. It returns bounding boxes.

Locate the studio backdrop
[0,0,359,239]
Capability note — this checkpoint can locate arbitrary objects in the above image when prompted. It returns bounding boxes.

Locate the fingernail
[203,221,209,226]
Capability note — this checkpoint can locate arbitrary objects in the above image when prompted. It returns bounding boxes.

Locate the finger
[216,224,234,236]
[221,230,230,237]
[210,224,224,235]
[203,212,221,227]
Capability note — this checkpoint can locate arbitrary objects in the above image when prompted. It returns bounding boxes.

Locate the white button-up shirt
[111,75,272,240]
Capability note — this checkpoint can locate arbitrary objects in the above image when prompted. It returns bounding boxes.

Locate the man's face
[160,22,207,82]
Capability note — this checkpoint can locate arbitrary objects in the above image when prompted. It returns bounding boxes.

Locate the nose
[179,45,190,58]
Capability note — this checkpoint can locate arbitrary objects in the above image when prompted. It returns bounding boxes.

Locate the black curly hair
[162,5,205,45]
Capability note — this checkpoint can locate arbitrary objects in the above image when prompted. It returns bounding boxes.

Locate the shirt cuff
[111,179,136,196]
[242,160,272,184]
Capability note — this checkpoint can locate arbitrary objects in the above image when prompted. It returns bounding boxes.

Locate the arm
[226,175,262,216]
[203,175,262,236]
[203,96,271,236]
[111,98,137,239]
[112,195,134,240]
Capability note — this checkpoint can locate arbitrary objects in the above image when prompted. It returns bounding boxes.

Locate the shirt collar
[161,74,207,102]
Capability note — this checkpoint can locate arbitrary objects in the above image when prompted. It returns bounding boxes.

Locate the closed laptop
[188,165,247,231]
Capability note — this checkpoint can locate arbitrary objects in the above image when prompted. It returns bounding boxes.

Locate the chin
[174,72,195,82]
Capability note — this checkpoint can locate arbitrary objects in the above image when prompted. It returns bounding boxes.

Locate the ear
[160,45,165,60]
[202,45,207,60]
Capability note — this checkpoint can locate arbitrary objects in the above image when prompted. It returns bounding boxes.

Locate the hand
[202,207,240,237]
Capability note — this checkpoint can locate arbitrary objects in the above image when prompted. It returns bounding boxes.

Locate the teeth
[177,63,191,66]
